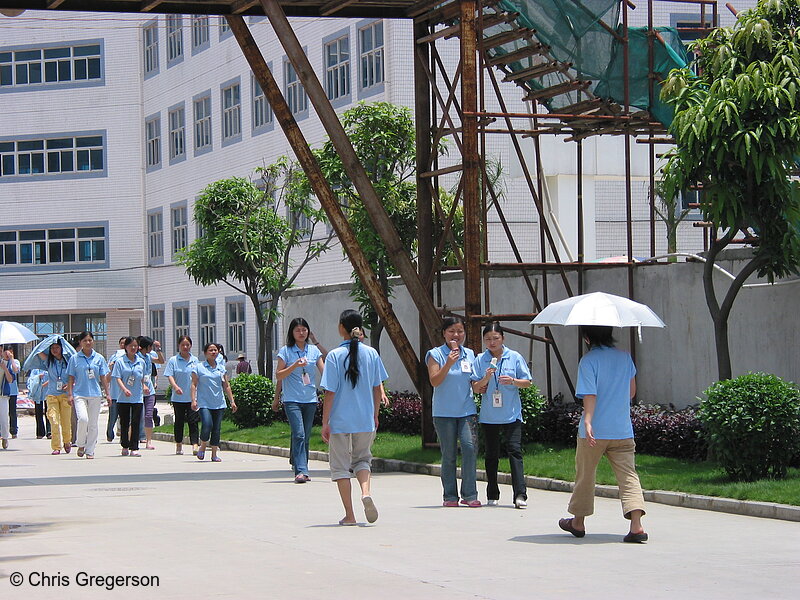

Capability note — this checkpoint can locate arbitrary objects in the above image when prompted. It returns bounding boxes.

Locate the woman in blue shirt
[28,368,50,439]
[1,346,20,448]
[38,339,72,454]
[425,316,480,508]
[112,336,147,457]
[320,310,386,526]
[471,323,532,509]
[164,335,199,456]
[191,342,238,462]
[558,325,648,543]
[65,331,110,459]
[275,317,325,483]
[136,336,165,450]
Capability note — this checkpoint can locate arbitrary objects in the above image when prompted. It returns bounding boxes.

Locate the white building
[0,3,751,375]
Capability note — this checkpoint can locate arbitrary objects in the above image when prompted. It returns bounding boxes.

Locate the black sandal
[558,518,586,538]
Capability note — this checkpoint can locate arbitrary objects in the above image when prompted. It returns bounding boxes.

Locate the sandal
[129,451,141,457]
[197,449,205,461]
[211,456,222,462]
[121,449,129,456]
[623,531,649,543]
[64,443,71,453]
[52,449,61,455]
[85,454,94,459]
[442,500,459,507]
[338,519,357,526]
[460,499,482,508]
[295,474,307,483]
[558,518,586,538]
[77,447,85,457]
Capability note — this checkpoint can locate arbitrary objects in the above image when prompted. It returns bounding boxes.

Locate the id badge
[55,378,64,391]
[302,372,311,385]
[126,375,135,387]
[87,368,96,380]
[143,375,151,384]
[492,390,503,408]
[460,360,472,373]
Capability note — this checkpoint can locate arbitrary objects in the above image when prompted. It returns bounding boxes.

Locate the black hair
[122,336,138,353]
[203,342,220,354]
[177,335,192,346]
[482,322,505,337]
[216,344,226,361]
[340,310,363,387]
[46,340,66,366]
[76,331,93,344]
[286,317,311,348]
[118,336,127,344]
[580,325,616,348]
[440,315,465,333]
[136,335,154,352]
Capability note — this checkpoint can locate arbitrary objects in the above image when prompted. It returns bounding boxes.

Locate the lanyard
[123,355,138,373]
[492,356,506,387]
[81,352,93,368]
[296,346,308,373]
[53,360,65,379]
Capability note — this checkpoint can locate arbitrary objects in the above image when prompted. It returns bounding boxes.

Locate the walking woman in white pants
[65,331,110,459]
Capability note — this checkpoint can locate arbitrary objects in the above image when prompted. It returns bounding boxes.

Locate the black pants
[173,403,199,445]
[118,403,143,451]
[35,400,51,438]
[8,395,17,435]
[482,420,527,501]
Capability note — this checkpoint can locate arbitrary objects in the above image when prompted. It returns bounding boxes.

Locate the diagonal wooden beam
[320,0,357,17]
[226,15,427,391]
[140,0,163,12]
[231,0,260,15]
[260,0,443,349]
[47,0,68,8]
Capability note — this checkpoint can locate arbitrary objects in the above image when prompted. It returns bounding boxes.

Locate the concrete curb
[152,432,800,522]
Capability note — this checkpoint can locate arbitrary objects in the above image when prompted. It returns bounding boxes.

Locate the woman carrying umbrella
[557,325,648,543]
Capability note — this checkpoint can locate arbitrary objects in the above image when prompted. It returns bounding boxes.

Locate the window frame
[0,221,109,273]
[170,201,189,259]
[225,298,246,356]
[145,113,161,172]
[251,71,274,135]
[283,54,308,120]
[323,29,351,108]
[166,14,184,67]
[143,19,160,78]
[167,102,186,164]
[0,130,107,182]
[220,77,242,146]
[198,300,217,350]
[147,209,164,265]
[191,15,211,54]
[357,19,385,99]
[192,91,212,156]
[0,38,104,92]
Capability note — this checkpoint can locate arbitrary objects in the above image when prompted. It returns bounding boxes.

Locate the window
[288,206,313,239]
[148,211,163,262]
[252,74,272,131]
[325,36,350,101]
[192,15,210,51]
[672,13,714,43]
[145,116,161,169]
[359,21,384,91]
[0,42,103,89]
[166,15,183,63]
[0,224,106,268]
[219,17,231,39]
[150,308,165,346]
[168,106,185,161]
[199,303,216,349]
[226,301,246,355]
[284,60,307,116]
[171,204,188,256]
[221,82,241,142]
[0,134,104,180]
[174,305,190,342]
[143,22,159,76]
[193,95,212,152]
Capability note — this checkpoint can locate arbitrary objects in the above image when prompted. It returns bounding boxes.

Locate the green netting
[482,0,689,125]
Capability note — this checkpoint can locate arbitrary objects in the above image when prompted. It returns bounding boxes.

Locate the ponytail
[339,310,363,387]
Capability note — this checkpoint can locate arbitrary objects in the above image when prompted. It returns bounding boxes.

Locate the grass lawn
[156,421,800,506]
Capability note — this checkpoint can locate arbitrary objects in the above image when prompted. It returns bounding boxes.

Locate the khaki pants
[46,394,73,451]
[568,437,646,519]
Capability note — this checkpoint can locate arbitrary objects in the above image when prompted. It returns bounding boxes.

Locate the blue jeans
[433,415,478,502]
[106,399,119,441]
[199,408,225,447]
[284,402,316,476]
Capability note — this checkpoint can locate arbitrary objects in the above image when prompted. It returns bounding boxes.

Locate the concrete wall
[283,250,800,408]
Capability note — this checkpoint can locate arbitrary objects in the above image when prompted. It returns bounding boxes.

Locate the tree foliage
[178,160,333,376]
[660,0,800,379]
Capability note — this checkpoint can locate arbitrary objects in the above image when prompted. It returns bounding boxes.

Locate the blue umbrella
[22,335,77,372]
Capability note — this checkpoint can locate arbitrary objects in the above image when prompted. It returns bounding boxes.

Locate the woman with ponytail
[320,310,387,526]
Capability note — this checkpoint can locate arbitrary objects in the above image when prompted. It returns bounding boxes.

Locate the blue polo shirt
[193,360,227,410]
[137,351,153,394]
[42,358,69,397]
[66,349,108,397]
[278,343,323,403]
[426,344,477,418]
[28,369,45,403]
[472,347,532,424]
[107,349,125,400]
[575,345,637,439]
[164,354,198,403]
[320,341,386,434]
[111,354,146,404]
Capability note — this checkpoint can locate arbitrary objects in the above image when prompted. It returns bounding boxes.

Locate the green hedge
[228,374,277,429]
[699,373,800,481]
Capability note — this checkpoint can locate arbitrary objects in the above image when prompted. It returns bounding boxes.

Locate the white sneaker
[514,495,527,509]
[487,499,499,506]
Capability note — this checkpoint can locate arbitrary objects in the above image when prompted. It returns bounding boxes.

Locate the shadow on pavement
[510,533,623,545]
[0,470,291,488]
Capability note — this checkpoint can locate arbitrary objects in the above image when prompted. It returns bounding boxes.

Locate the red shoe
[460,499,482,508]
[442,500,459,507]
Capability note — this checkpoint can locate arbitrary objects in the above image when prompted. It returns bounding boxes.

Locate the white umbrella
[531,292,666,328]
[0,321,39,345]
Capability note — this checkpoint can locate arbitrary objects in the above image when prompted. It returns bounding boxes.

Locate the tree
[660,0,800,380]
[653,179,691,262]
[311,102,420,353]
[178,159,334,376]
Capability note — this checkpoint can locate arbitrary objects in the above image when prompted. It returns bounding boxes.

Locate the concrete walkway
[2,416,799,599]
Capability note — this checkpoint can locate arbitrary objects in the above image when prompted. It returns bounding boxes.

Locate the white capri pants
[0,395,9,440]
[74,395,103,456]
[329,431,375,481]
